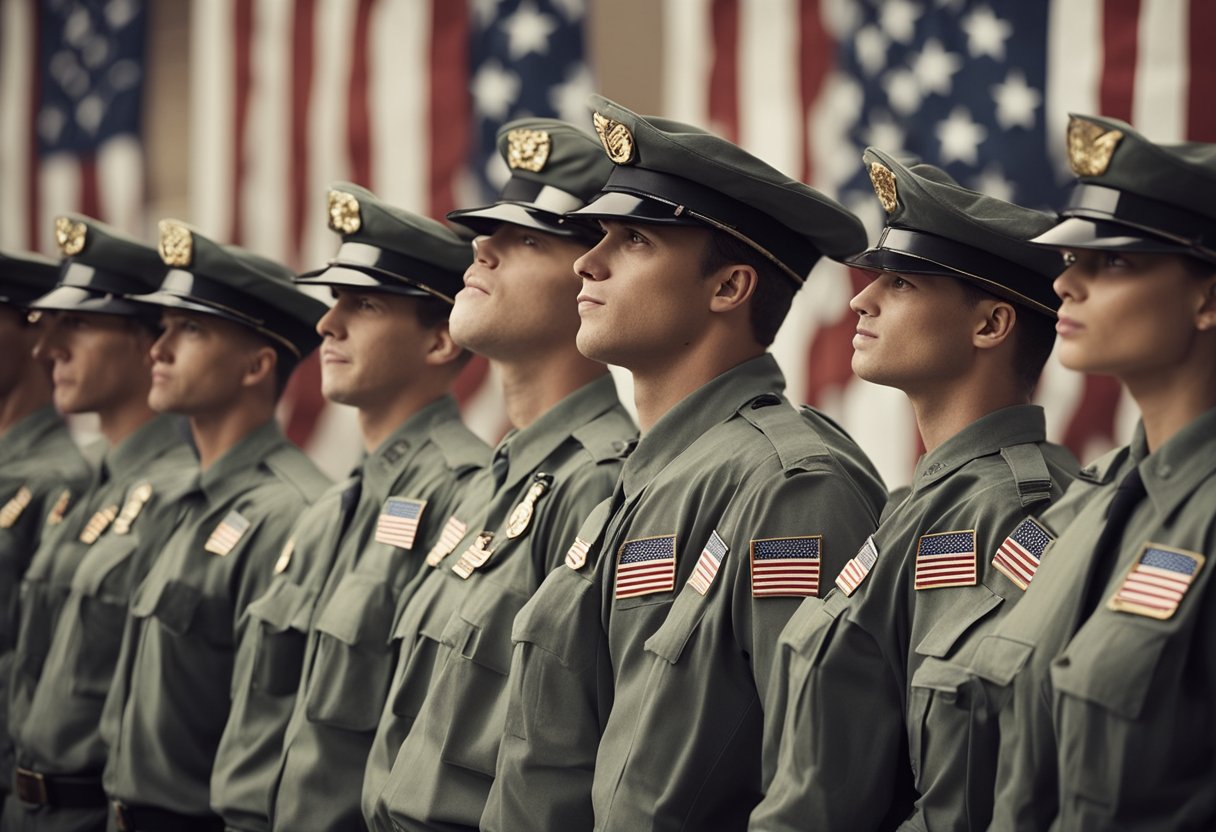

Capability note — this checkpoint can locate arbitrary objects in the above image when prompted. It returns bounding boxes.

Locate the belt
[13,768,108,808]
[111,801,225,832]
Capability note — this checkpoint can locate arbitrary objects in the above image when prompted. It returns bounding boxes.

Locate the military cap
[447,117,613,241]
[30,215,166,316]
[846,147,1063,316]
[0,249,60,307]
[1032,114,1216,263]
[565,95,867,285]
[297,183,473,302]
[138,220,327,358]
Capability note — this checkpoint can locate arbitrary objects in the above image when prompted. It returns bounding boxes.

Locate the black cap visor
[448,176,597,240]
[295,242,460,302]
[1031,217,1191,254]
[295,264,440,300]
[29,285,149,317]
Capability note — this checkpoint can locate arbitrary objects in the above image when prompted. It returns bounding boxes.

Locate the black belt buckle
[14,768,49,806]
[112,800,134,832]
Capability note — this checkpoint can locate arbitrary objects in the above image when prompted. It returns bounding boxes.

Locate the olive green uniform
[215,397,486,832]
[5,453,196,832]
[968,410,1216,830]
[750,406,1076,831]
[361,375,634,832]
[100,422,329,824]
[575,356,884,831]
[0,407,92,799]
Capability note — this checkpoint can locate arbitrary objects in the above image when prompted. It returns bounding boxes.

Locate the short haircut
[700,231,796,347]
[956,280,1055,396]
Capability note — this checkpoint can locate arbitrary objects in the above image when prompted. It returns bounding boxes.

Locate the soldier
[486,96,888,831]
[212,186,488,832]
[3,218,196,831]
[968,115,1216,831]
[749,150,1078,832]
[358,118,636,832]
[99,223,332,832]
[0,250,94,808]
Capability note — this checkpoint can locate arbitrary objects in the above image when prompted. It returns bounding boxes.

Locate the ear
[423,321,465,368]
[133,326,158,368]
[708,265,758,315]
[1195,273,1216,331]
[241,345,278,389]
[972,300,1016,351]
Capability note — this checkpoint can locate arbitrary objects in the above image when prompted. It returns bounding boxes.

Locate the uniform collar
[911,404,1047,492]
[495,374,621,494]
[198,419,288,503]
[1138,406,1216,518]
[622,354,785,498]
[0,405,65,466]
[105,413,192,484]
[361,394,462,497]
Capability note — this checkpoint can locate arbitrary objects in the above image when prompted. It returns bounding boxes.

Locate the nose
[1052,262,1084,303]
[849,275,880,317]
[316,299,344,339]
[31,315,63,362]
[149,328,173,364]
[473,235,499,268]
[574,237,608,282]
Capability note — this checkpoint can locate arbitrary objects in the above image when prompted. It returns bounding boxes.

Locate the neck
[98,392,160,448]
[189,400,277,471]
[1123,363,1216,453]
[498,348,608,430]
[631,342,763,433]
[0,369,53,436]
[357,386,448,453]
[908,374,1027,454]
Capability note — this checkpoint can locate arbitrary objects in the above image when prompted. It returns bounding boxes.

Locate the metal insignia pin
[506,473,552,539]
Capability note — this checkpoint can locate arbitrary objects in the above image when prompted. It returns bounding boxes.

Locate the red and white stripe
[1112,564,1194,613]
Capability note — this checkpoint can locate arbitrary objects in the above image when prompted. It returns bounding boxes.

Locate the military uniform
[351,117,632,832]
[751,149,1077,832]
[2,223,197,831]
[965,116,1216,831]
[213,188,486,832]
[98,224,331,831]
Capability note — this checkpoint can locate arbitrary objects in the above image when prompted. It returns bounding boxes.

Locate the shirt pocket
[247,579,315,696]
[67,537,141,699]
[304,571,394,731]
[643,584,710,665]
[131,578,232,648]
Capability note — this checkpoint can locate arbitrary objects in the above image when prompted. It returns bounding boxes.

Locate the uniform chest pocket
[305,571,395,731]
[1050,619,1169,720]
[133,578,233,648]
[441,591,524,677]
[643,585,709,665]
[913,587,1004,661]
[69,592,131,699]
[72,536,141,600]
[247,579,315,696]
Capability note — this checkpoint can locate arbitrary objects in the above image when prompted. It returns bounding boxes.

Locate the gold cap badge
[328,190,362,234]
[1067,117,1123,177]
[158,220,194,267]
[869,163,898,213]
[55,217,87,256]
[506,128,552,172]
[593,112,636,165]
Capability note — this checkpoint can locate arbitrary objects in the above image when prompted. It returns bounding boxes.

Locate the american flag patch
[992,517,1054,591]
[751,536,821,597]
[688,530,728,595]
[1108,543,1205,620]
[375,497,427,551]
[615,535,677,600]
[205,510,251,556]
[565,537,591,570]
[425,515,467,567]
[836,536,879,596]
[914,530,977,590]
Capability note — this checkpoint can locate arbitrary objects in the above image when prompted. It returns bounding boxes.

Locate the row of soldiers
[0,94,1212,832]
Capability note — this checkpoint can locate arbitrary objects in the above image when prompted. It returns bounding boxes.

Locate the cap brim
[565,191,703,226]
[447,202,578,236]
[29,285,146,316]
[294,265,434,298]
[1030,217,1186,253]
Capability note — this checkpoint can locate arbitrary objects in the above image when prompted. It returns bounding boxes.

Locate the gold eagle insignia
[328,190,362,234]
[1067,117,1124,177]
[54,217,87,256]
[869,162,899,213]
[158,220,193,267]
[506,128,552,172]
[593,112,636,165]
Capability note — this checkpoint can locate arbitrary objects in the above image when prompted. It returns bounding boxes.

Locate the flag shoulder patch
[688,530,729,595]
[1108,542,1204,620]
[836,535,879,596]
[375,496,427,551]
[914,529,977,590]
[992,516,1054,591]
[615,534,677,600]
[750,535,821,598]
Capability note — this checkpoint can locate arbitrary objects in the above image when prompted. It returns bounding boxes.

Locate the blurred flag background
[3,0,1213,485]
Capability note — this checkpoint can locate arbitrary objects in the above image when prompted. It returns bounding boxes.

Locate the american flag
[204,510,252,557]
[1109,544,1204,620]
[564,535,592,570]
[374,496,427,551]
[914,529,976,590]
[836,534,879,596]
[688,529,728,596]
[426,514,469,567]
[615,535,677,600]
[991,515,1054,591]
[750,535,821,598]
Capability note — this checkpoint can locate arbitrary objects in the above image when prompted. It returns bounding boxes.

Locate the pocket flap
[915,588,1003,659]
[313,572,391,647]
[910,656,970,695]
[1050,621,1167,719]
[444,593,524,676]
[511,570,597,670]
[150,579,201,636]
[73,536,140,597]
[643,587,707,664]
[967,634,1034,686]
[248,579,315,634]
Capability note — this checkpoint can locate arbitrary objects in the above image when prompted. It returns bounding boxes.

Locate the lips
[853,326,877,340]
[1056,315,1084,336]
[576,293,603,308]
[461,275,491,296]
[320,347,349,364]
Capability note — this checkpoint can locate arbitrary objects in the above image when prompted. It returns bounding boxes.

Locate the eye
[182,319,203,334]
[1103,252,1130,269]
[624,228,649,246]
[357,296,377,311]
[890,276,910,289]
[520,234,539,247]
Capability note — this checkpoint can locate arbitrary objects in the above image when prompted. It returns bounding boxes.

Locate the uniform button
[1157,463,1172,478]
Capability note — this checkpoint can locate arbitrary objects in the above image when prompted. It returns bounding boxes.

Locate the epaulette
[738,394,830,472]
[265,445,331,502]
[1077,444,1131,485]
[999,443,1055,507]
[572,409,636,464]
[428,420,491,474]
